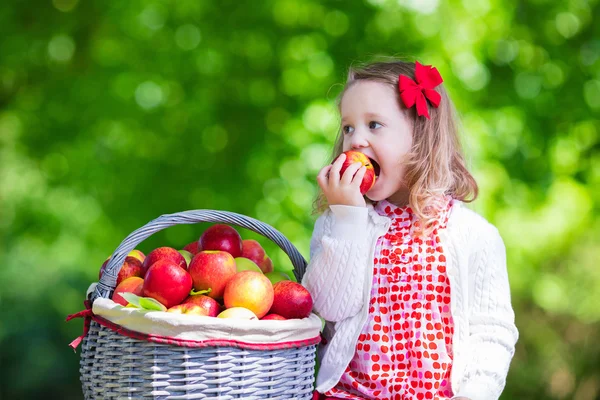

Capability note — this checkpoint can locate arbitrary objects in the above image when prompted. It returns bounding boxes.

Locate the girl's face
[340,80,413,205]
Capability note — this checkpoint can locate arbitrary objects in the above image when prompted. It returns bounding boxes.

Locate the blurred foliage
[1,0,599,399]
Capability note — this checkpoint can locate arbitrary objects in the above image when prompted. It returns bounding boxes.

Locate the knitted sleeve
[301,205,371,322]
[454,224,519,400]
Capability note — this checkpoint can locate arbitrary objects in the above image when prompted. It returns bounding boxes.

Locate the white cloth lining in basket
[88,283,323,345]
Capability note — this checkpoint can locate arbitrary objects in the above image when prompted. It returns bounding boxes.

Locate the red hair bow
[398,61,443,119]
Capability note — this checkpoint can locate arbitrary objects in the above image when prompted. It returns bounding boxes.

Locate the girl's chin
[366,184,385,202]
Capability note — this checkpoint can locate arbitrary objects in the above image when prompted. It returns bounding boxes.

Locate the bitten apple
[338,150,377,195]
[198,224,243,258]
[188,250,237,299]
[269,281,313,319]
[112,277,144,307]
[143,259,193,309]
[142,247,187,272]
[223,271,274,319]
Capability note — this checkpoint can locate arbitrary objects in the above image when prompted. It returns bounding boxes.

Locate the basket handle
[92,210,308,302]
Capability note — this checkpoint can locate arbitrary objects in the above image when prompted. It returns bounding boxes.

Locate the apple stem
[189,288,211,296]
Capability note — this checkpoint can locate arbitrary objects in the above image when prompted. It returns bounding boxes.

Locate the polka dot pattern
[325,199,454,400]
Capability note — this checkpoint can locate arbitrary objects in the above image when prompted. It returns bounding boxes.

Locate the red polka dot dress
[325,198,455,400]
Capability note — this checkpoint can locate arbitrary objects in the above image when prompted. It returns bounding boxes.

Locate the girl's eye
[369,121,382,129]
[343,125,354,134]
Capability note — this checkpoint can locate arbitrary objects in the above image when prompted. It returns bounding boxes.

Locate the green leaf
[139,297,167,312]
[120,292,142,308]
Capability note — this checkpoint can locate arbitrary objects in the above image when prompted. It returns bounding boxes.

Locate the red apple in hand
[223,271,274,319]
[142,247,187,272]
[338,150,377,195]
[199,224,243,258]
[269,281,313,319]
[143,259,193,308]
[188,250,237,299]
[112,277,145,306]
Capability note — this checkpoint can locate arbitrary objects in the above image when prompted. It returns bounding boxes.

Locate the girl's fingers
[316,165,333,189]
[340,162,363,185]
[328,153,346,183]
[352,166,367,188]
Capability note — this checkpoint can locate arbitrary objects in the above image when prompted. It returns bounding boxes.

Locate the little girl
[302,59,518,400]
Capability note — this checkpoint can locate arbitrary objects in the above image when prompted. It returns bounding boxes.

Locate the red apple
[198,224,243,258]
[143,259,193,309]
[261,314,286,320]
[223,271,274,319]
[338,150,377,195]
[269,281,313,319]
[128,250,145,263]
[258,256,274,274]
[142,247,187,272]
[188,250,237,299]
[183,241,200,255]
[99,256,145,285]
[179,294,220,317]
[241,239,274,273]
[241,239,265,264]
[112,277,144,307]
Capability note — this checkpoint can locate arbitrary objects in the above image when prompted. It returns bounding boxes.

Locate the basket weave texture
[78,210,318,399]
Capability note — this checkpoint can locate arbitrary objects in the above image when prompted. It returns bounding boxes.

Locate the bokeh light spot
[584,80,600,110]
[48,35,75,62]
[175,24,202,51]
[139,5,167,30]
[135,81,164,110]
[202,125,229,153]
[52,0,79,12]
[515,72,542,99]
[555,12,580,38]
[324,11,349,37]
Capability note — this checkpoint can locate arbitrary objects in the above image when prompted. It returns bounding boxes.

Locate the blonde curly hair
[313,59,478,235]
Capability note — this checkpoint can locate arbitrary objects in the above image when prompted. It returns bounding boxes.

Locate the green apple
[178,249,193,268]
[265,271,291,285]
[234,257,262,273]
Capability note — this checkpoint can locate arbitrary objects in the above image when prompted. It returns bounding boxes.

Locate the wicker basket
[77,210,319,399]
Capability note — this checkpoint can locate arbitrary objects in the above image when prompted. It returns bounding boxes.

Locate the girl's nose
[350,130,369,149]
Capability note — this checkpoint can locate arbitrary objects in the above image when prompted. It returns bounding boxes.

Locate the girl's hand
[317,153,367,208]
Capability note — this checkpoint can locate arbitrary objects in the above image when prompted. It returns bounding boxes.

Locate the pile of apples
[99,224,313,321]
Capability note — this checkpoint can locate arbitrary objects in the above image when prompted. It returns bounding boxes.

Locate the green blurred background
[1,0,599,399]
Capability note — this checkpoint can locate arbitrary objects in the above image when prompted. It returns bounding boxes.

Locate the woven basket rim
[90,315,321,350]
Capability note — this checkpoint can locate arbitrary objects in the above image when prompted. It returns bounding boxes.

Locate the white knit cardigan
[302,201,519,400]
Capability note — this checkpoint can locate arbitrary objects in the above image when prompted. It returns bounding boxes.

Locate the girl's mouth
[369,158,381,178]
